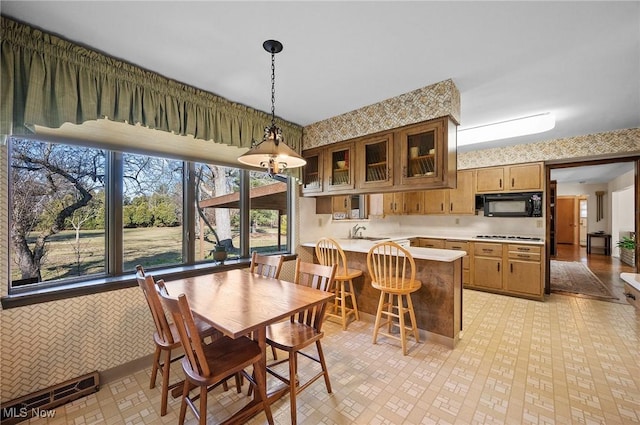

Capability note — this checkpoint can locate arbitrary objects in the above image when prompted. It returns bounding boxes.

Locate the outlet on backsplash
[536,219,543,228]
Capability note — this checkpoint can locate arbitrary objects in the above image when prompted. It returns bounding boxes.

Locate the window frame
[5,136,296,301]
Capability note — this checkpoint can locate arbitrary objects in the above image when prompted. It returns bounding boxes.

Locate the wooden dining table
[163,268,335,424]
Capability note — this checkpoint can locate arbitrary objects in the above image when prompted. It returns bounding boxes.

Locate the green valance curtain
[0,16,303,152]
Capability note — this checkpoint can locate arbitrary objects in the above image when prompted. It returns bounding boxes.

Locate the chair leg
[398,295,407,355]
[252,363,274,425]
[150,346,161,389]
[289,352,298,425]
[199,385,207,425]
[316,340,332,393]
[160,349,171,416]
[348,278,360,321]
[340,281,348,330]
[178,379,190,425]
[406,293,419,343]
[386,293,394,334]
[372,291,386,344]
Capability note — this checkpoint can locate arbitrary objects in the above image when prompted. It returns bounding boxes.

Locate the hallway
[552,243,636,303]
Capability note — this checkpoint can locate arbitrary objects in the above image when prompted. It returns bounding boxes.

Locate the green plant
[616,236,636,250]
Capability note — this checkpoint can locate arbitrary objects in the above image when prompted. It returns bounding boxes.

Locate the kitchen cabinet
[418,238,446,249]
[398,118,457,189]
[423,170,474,215]
[445,240,470,285]
[475,162,543,193]
[301,116,458,197]
[404,191,424,214]
[357,132,394,190]
[472,243,503,290]
[326,142,355,192]
[504,244,543,298]
[383,191,423,215]
[301,147,324,194]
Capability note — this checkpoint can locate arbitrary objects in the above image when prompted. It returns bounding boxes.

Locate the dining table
[163,268,335,424]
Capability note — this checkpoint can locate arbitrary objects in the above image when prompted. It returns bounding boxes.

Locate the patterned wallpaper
[458,128,640,169]
[303,79,461,149]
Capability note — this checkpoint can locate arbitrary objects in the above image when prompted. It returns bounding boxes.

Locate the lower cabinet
[472,243,503,290]
[504,244,542,297]
[445,240,470,285]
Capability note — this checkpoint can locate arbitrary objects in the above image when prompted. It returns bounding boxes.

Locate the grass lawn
[11,226,287,283]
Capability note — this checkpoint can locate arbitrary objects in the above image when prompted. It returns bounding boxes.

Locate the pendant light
[238,39,306,176]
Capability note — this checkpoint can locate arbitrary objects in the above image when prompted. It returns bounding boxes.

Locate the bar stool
[315,237,361,330]
[367,241,422,355]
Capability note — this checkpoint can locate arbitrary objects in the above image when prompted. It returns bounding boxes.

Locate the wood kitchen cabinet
[504,244,543,299]
[326,142,355,192]
[383,191,423,215]
[471,242,503,290]
[357,132,394,190]
[475,162,543,193]
[423,170,475,215]
[398,118,457,189]
[418,238,446,248]
[446,240,470,285]
[301,147,324,194]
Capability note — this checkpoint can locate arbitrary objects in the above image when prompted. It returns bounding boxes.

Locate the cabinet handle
[510,263,513,273]
[344,198,347,208]
[482,248,493,252]
[416,203,420,211]
[517,254,530,258]
[388,167,391,180]
[512,178,515,187]
[403,166,407,178]
[517,247,531,251]
[450,202,453,212]
[499,178,502,188]
[497,263,501,272]
[441,203,444,211]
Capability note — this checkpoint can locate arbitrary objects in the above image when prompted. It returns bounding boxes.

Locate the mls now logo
[2,407,56,419]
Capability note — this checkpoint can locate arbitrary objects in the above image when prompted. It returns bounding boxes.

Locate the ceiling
[3,1,639,183]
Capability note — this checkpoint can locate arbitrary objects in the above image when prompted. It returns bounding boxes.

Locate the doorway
[545,157,639,299]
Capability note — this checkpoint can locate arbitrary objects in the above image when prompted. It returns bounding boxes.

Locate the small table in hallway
[586,232,611,255]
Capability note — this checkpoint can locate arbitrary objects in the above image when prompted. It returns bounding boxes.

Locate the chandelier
[238,40,306,176]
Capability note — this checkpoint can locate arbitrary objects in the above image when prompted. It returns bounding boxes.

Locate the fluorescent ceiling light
[457,112,555,146]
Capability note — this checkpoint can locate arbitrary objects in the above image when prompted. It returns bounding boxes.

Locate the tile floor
[26,289,639,424]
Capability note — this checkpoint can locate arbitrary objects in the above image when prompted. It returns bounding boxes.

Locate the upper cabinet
[301,116,457,197]
[357,132,394,190]
[326,142,355,192]
[301,147,324,194]
[475,162,543,193]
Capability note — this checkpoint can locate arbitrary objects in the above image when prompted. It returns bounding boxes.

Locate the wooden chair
[157,290,274,425]
[366,242,422,355]
[135,265,235,416]
[249,251,284,279]
[265,259,337,425]
[315,237,361,330]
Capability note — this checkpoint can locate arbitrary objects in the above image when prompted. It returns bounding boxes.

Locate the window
[8,138,294,293]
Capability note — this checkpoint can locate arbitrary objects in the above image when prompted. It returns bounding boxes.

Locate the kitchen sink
[352,236,386,241]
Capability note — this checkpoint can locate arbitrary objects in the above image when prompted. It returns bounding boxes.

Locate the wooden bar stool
[315,237,361,330]
[367,242,422,355]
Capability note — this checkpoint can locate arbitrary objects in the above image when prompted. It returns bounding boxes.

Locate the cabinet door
[419,238,445,248]
[476,167,504,193]
[505,260,541,296]
[301,148,324,194]
[358,133,393,190]
[448,170,475,214]
[398,120,445,185]
[473,257,503,289]
[507,163,543,191]
[424,189,448,214]
[332,195,350,214]
[404,191,424,214]
[383,192,400,215]
[326,143,355,192]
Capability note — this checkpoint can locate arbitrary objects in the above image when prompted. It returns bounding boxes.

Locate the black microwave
[481,192,543,217]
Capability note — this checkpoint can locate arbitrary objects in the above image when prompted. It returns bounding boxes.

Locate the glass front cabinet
[326,142,355,192]
[357,132,394,190]
[398,119,454,186]
[301,147,324,195]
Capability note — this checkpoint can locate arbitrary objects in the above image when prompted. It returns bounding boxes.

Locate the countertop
[620,273,640,291]
[301,238,466,262]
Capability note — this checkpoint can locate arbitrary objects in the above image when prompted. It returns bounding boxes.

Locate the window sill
[1,254,283,310]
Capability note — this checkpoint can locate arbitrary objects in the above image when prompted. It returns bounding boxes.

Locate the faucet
[352,224,366,239]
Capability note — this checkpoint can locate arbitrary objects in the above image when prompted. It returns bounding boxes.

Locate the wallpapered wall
[1,105,639,402]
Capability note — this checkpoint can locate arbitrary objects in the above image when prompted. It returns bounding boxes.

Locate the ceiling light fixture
[457,112,556,146]
[238,39,306,176]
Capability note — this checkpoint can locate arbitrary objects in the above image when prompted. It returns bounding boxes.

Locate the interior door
[579,198,588,246]
[557,197,577,244]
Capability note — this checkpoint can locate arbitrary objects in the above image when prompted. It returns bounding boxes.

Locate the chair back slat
[315,237,349,276]
[136,274,175,345]
[158,291,212,378]
[367,241,418,291]
[292,259,336,330]
[250,252,284,279]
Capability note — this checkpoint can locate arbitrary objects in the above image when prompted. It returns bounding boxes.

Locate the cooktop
[475,235,543,241]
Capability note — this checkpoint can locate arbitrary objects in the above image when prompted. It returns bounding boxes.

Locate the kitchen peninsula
[301,238,465,348]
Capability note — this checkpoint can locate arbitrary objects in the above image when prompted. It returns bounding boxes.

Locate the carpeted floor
[550,260,618,301]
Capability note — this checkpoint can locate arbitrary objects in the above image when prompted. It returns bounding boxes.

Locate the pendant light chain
[271,50,276,127]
